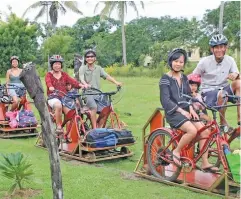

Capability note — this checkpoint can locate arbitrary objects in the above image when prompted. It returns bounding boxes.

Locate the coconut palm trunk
[120,4,127,66]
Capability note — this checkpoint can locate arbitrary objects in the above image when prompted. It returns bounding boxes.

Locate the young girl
[187,73,211,122]
[159,48,219,172]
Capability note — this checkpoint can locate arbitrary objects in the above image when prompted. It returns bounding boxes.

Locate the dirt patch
[120,171,141,181]
[3,188,42,199]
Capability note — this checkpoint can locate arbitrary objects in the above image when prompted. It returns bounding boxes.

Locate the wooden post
[19,62,63,199]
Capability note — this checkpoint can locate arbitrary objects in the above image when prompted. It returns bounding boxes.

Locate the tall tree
[22,1,83,27]
[95,1,144,66]
[0,14,38,75]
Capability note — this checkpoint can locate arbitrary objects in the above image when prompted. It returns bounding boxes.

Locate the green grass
[0,76,239,199]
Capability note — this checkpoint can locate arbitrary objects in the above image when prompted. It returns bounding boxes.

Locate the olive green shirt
[79,64,108,89]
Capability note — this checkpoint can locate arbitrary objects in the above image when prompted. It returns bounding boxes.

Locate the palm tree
[94,1,144,66]
[22,1,83,27]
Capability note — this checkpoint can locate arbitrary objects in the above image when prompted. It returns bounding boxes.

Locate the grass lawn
[0,76,239,199]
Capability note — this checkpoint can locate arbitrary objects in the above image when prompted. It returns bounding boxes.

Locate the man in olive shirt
[79,49,122,129]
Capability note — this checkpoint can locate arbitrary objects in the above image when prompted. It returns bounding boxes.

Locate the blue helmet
[209,34,228,47]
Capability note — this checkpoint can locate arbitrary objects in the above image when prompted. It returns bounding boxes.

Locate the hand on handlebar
[49,87,55,91]
[190,108,199,120]
[227,73,239,81]
[180,110,191,119]
[115,81,122,87]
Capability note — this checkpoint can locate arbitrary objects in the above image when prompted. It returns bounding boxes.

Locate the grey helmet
[209,34,228,47]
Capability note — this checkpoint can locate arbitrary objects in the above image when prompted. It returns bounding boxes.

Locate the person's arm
[79,66,89,87]
[65,72,83,89]
[228,57,239,81]
[193,58,205,75]
[100,67,122,86]
[45,72,53,88]
[160,77,179,115]
[6,70,10,94]
[106,75,122,86]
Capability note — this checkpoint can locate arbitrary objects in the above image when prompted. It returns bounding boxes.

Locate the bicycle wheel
[147,129,181,182]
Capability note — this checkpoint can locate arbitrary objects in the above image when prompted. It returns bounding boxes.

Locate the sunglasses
[86,56,95,58]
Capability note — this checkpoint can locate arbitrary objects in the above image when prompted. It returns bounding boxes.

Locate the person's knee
[54,103,62,110]
[233,79,240,92]
[186,125,197,137]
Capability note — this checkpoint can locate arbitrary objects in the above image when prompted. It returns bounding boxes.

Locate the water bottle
[223,145,231,155]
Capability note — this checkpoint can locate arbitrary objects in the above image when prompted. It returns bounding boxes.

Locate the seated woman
[6,56,26,111]
[159,48,219,172]
[187,73,211,122]
[45,55,84,134]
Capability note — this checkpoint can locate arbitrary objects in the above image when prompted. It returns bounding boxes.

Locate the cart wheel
[120,146,130,155]
[85,152,96,160]
[147,129,181,182]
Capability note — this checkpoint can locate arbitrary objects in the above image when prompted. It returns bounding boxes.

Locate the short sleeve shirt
[193,55,239,92]
[79,64,108,89]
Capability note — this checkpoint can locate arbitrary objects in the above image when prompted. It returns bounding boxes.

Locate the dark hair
[169,52,186,64]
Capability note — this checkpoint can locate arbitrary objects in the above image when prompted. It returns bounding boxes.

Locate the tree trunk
[219,1,225,34]
[121,4,127,66]
[19,63,63,199]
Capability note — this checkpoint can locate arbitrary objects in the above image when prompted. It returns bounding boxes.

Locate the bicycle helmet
[84,49,96,58]
[187,74,201,86]
[10,56,19,63]
[49,55,64,66]
[209,34,228,47]
[167,48,187,71]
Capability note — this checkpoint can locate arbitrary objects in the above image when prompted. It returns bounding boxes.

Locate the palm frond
[22,1,43,17]
[34,6,47,21]
[94,2,101,14]
[58,2,67,15]
[128,1,139,17]
[63,1,83,15]
[49,3,58,27]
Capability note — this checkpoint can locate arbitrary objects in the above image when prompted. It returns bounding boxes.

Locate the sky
[0,0,223,26]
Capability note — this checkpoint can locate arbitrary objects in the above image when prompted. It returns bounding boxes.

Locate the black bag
[112,129,135,145]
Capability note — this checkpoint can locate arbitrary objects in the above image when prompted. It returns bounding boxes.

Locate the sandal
[172,153,182,167]
[55,127,64,136]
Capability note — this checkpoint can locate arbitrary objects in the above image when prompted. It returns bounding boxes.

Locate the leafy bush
[0,152,34,194]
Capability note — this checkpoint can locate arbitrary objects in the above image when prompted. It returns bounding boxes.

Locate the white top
[193,55,239,92]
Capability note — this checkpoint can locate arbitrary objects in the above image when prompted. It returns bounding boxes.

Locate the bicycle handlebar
[181,94,240,112]
[82,86,121,96]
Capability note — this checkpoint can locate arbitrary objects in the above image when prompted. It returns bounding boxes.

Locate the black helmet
[10,56,19,63]
[84,49,96,58]
[209,34,228,47]
[49,55,64,66]
[167,48,187,69]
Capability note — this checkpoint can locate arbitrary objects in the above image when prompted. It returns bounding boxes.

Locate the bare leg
[217,90,228,125]
[54,102,63,128]
[10,96,19,111]
[172,121,197,164]
[192,122,218,170]
[231,79,240,123]
[90,109,97,129]
[97,115,108,128]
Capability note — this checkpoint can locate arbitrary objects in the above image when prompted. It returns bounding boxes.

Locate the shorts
[201,84,236,108]
[8,83,26,97]
[165,106,190,128]
[47,97,75,110]
[85,94,110,113]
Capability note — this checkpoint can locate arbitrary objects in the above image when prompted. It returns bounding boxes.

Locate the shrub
[0,152,34,194]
